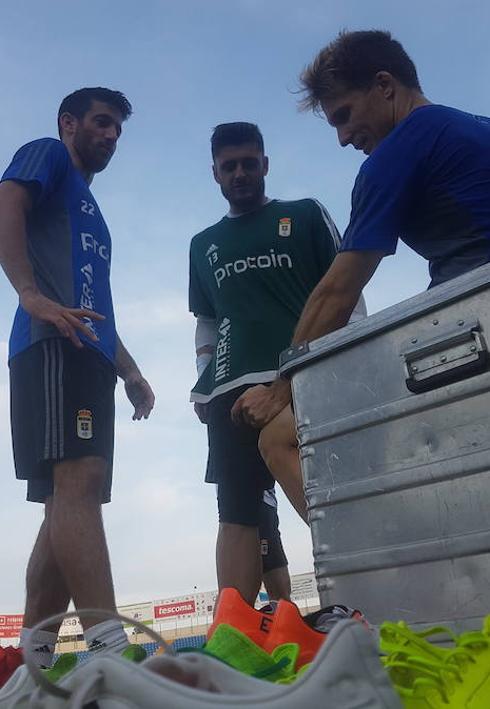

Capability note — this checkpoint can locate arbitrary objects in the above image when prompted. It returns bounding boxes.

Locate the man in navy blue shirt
[233,31,490,524]
[0,88,154,668]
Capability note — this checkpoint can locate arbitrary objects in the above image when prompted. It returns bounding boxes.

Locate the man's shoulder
[5,138,70,184]
[190,217,233,256]
[274,197,319,212]
[12,137,67,161]
[385,104,477,145]
[406,104,478,123]
[407,104,490,139]
[274,197,336,232]
[2,138,72,197]
[365,104,489,172]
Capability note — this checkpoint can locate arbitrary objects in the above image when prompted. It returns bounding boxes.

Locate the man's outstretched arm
[292,250,383,344]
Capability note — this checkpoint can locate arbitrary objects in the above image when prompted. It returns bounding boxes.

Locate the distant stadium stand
[171,635,206,652]
[56,634,207,664]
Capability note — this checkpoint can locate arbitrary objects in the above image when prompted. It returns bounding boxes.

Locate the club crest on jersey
[77,409,93,439]
[278,217,291,237]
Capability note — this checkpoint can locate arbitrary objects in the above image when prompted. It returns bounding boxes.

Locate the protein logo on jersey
[215,317,231,382]
[76,409,93,439]
[213,249,293,288]
[278,217,291,237]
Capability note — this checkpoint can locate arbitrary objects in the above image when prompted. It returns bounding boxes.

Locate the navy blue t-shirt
[2,138,116,362]
[341,105,490,287]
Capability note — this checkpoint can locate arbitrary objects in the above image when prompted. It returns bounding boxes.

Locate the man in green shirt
[189,122,365,604]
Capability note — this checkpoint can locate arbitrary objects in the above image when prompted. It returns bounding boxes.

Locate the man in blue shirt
[0,87,154,669]
[233,31,490,522]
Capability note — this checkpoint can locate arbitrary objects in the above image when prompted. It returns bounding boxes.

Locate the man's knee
[258,422,276,468]
[53,456,108,501]
[259,409,297,477]
[259,419,290,467]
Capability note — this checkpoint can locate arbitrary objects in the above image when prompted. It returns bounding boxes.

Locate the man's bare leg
[50,456,116,629]
[23,498,70,634]
[259,406,309,524]
[216,523,262,606]
[263,565,291,601]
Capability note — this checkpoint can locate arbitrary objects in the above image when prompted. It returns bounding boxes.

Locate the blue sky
[1,0,489,612]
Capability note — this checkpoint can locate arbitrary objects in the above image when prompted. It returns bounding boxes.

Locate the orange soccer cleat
[262,600,326,669]
[207,588,274,649]
[209,589,369,671]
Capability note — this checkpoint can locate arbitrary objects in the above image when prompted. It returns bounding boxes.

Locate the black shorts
[259,501,288,573]
[206,385,274,526]
[9,338,116,503]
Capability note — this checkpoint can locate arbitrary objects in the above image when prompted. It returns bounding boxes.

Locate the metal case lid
[280,263,490,377]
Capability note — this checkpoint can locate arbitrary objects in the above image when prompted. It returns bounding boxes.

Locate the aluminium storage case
[281,264,490,632]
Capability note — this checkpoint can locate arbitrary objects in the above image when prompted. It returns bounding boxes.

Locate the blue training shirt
[341,105,490,287]
[2,138,116,362]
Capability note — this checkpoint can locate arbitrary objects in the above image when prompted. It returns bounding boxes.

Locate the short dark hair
[211,122,264,159]
[299,30,422,113]
[58,87,132,135]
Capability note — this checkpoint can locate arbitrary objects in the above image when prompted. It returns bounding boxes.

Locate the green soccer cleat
[382,616,490,707]
[203,622,303,683]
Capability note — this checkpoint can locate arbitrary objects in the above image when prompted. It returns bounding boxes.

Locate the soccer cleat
[209,589,368,670]
[380,615,490,668]
[303,604,369,634]
[380,621,471,668]
[207,588,274,649]
[0,646,23,689]
[384,653,490,707]
[204,622,301,683]
[262,598,326,668]
[0,619,402,708]
[382,616,490,708]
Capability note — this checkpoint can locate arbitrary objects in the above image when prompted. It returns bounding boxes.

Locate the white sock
[20,628,57,668]
[84,620,128,654]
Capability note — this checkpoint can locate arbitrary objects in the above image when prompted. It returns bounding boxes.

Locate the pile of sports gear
[1,597,488,707]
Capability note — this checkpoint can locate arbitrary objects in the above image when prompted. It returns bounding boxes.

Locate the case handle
[402,321,489,394]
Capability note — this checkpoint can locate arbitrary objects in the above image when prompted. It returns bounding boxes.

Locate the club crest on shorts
[278,217,291,237]
[77,409,93,439]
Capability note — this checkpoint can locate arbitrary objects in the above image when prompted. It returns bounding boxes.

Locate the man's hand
[194,402,209,424]
[20,290,105,348]
[231,379,292,428]
[124,371,155,420]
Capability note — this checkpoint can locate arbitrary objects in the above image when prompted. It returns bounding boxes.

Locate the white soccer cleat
[0,619,401,708]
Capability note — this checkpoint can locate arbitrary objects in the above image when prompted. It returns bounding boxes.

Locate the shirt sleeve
[1,138,70,206]
[341,121,427,254]
[309,198,340,273]
[189,241,215,317]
